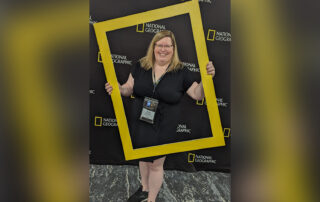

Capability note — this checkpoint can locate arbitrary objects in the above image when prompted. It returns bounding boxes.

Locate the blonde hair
[140,30,183,72]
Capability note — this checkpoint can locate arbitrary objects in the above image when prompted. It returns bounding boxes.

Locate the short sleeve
[130,61,141,79]
[182,67,201,92]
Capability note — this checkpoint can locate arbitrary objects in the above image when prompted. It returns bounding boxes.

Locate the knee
[149,163,163,172]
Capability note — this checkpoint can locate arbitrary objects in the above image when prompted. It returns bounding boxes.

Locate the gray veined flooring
[90,165,230,202]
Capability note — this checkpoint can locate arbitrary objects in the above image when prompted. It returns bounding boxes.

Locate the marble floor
[90,164,230,202]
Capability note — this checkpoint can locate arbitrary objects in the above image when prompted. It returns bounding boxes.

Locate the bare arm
[186,81,204,101]
[186,61,215,101]
[105,73,134,97]
[119,73,134,96]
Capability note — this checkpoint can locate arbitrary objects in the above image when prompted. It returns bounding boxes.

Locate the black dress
[128,62,198,162]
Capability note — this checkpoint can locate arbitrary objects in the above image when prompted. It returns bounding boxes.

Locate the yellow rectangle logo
[196,98,204,105]
[94,116,103,126]
[136,24,145,33]
[97,52,102,63]
[207,29,216,41]
[188,153,195,162]
[224,128,231,137]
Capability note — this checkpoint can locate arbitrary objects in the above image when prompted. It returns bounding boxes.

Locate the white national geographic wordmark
[89,16,97,25]
[202,98,228,107]
[190,153,217,164]
[102,118,118,127]
[182,62,200,73]
[194,155,216,164]
[144,23,166,34]
[216,98,228,107]
[176,124,191,134]
[89,89,95,95]
[111,54,132,65]
[215,31,232,42]
[199,0,213,4]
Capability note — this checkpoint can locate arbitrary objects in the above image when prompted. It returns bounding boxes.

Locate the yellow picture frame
[93,0,225,160]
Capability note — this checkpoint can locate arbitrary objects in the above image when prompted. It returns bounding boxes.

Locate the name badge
[139,97,159,124]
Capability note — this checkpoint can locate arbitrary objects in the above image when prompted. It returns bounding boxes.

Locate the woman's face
[154,37,174,65]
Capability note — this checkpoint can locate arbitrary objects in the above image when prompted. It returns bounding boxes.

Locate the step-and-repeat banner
[90,0,230,172]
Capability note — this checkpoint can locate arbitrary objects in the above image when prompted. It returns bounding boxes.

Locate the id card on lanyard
[139,66,169,124]
[139,97,159,124]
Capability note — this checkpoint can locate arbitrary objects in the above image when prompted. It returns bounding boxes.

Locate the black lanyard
[152,66,169,95]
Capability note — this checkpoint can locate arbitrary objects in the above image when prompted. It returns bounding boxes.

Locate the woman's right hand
[105,82,113,95]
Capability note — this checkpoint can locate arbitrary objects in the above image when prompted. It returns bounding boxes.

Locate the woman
[105,30,215,202]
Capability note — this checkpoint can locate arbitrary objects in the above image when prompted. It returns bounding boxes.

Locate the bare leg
[139,161,150,191]
[147,157,166,202]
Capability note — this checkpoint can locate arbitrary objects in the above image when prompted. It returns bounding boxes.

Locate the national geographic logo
[94,116,118,127]
[224,128,231,138]
[207,29,232,42]
[188,153,216,164]
[196,97,228,107]
[111,54,132,65]
[182,62,199,73]
[176,124,191,134]
[97,52,132,65]
[136,23,166,34]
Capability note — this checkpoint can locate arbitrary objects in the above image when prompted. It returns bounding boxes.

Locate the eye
[155,44,173,49]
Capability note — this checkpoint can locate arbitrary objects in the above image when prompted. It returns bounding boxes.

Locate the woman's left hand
[206,61,215,78]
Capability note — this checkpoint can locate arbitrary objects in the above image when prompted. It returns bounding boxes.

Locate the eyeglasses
[155,44,173,49]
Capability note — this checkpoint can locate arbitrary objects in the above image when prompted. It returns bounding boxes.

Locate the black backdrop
[90,0,230,172]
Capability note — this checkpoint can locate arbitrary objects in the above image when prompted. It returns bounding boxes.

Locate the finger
[207,68,214,73]
[105,86,112,90]
[105,83,113,88]
[208,69,215,74]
